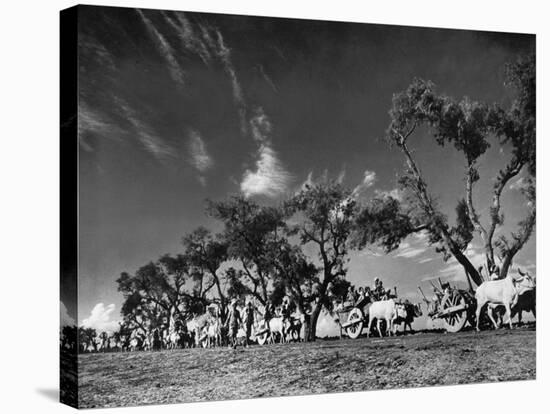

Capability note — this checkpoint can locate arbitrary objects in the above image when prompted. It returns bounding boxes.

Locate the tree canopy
[359,54,536,286]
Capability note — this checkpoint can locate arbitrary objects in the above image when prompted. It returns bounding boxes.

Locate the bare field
[78,326,535,409]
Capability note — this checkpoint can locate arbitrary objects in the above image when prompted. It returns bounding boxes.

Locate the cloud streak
[115,96,176,161]
[163,12,213,66]
[241,144,292,198]
[187,129,213,172]
[352,170,377,197]
[393,241,429,259]
[78,102,125,152]
[136,9,185,86]
[241,109,291,197]
[214,30,248,134]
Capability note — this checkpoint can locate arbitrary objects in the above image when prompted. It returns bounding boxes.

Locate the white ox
[366,299,406,337]
[267,316,287,344]
[475,271,536,331]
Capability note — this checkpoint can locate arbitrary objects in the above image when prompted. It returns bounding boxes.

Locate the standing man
[244,299,255,347]
[226,298,242,349]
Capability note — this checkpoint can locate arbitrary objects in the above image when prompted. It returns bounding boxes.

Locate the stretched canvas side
[60,5,79,409]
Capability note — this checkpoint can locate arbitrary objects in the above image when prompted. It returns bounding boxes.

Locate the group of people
[225,295,296,348]
[225,298,256,348]
[344,277,395,309]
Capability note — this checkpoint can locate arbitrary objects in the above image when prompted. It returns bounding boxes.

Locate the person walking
[226,298,242,349]
[244,299,255,347]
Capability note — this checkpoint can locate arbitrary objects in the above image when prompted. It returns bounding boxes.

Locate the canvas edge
[60,4,79,409]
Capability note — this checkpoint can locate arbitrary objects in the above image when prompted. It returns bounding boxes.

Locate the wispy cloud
[212,29,247,134]
[509,177,528,191]
[375,187,403,201]
[241,109,291,197]
[241,144,292,198]
[352,170,376,197]
[163,12,212,66]
[187,129,213,185]
[78,102,124,152]
[394,241,428,259]
[417,257,434,264]
[257,63,278,92]
[116,96,176,161]
[187,129,213,172]
[164,12,248,135]
[336,167,346,184]
[81,303,120,334]
[136,9,185,86]
[79,35,116,71]
[299,171,315,190]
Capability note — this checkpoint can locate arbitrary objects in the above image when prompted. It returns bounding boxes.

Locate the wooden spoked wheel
[345,308,364,339]
[442,291,468,333]
[288,326,300,342]
[256,320,269,345]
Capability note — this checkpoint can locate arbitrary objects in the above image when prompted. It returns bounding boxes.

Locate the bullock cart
[336,296,372,339]
[419,279,476,333]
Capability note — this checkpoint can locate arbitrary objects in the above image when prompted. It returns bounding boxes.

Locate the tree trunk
[400,138,484,287]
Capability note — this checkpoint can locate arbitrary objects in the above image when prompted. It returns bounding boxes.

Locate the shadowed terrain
[78,326,535,408]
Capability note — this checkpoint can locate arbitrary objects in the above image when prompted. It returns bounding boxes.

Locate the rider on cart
[372,277,386,301]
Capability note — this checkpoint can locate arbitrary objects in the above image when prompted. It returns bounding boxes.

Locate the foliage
[373,55,536,285]
[286,182,358,339]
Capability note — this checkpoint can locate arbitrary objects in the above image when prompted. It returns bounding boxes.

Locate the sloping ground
[78,326,535,409]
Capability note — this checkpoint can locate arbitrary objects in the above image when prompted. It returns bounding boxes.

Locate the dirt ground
[78,326,536,409]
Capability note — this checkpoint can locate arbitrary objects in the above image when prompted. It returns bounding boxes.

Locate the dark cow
[393,301,422,334]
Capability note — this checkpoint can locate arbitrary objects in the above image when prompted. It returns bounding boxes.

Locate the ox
[366,299,404,337]
[267,316,287,344]
[475,270,536,331]
[393,302,422,334]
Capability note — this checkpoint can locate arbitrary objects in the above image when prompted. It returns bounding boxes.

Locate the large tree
[361,55,535,286]
[116,247,223,332]
[287,182,357,340]
[181,227,229,319]
[270,243,318,313]
[207,196,288,305]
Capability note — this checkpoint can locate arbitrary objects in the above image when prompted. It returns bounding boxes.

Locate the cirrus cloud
[240,108,292,198]
[241,144,292,198]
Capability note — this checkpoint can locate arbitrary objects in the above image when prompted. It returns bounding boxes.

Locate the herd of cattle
[62,269,536,354]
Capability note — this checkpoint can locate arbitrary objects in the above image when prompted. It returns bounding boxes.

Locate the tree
[287,182,357,340]
[270,242,318,314]
[78,326,97,352]
[61,325,77,350]
[207,196,287,305]
[117,254,207,333]
[370,55,535,285]
[182,227,229,319]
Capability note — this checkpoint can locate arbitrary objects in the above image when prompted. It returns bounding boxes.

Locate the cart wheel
[256,321,269,345]
[443,291,468,333]
[289,328,300,342]
[345,308,364,339]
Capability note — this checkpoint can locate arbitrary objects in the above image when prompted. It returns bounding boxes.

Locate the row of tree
[115,56,535,342]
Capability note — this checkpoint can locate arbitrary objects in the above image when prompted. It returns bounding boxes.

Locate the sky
[66,5,535,334]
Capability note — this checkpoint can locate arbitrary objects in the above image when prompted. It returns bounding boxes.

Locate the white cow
[267,316,287,344]
[366,299,404,337]
[475,271,536,331]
